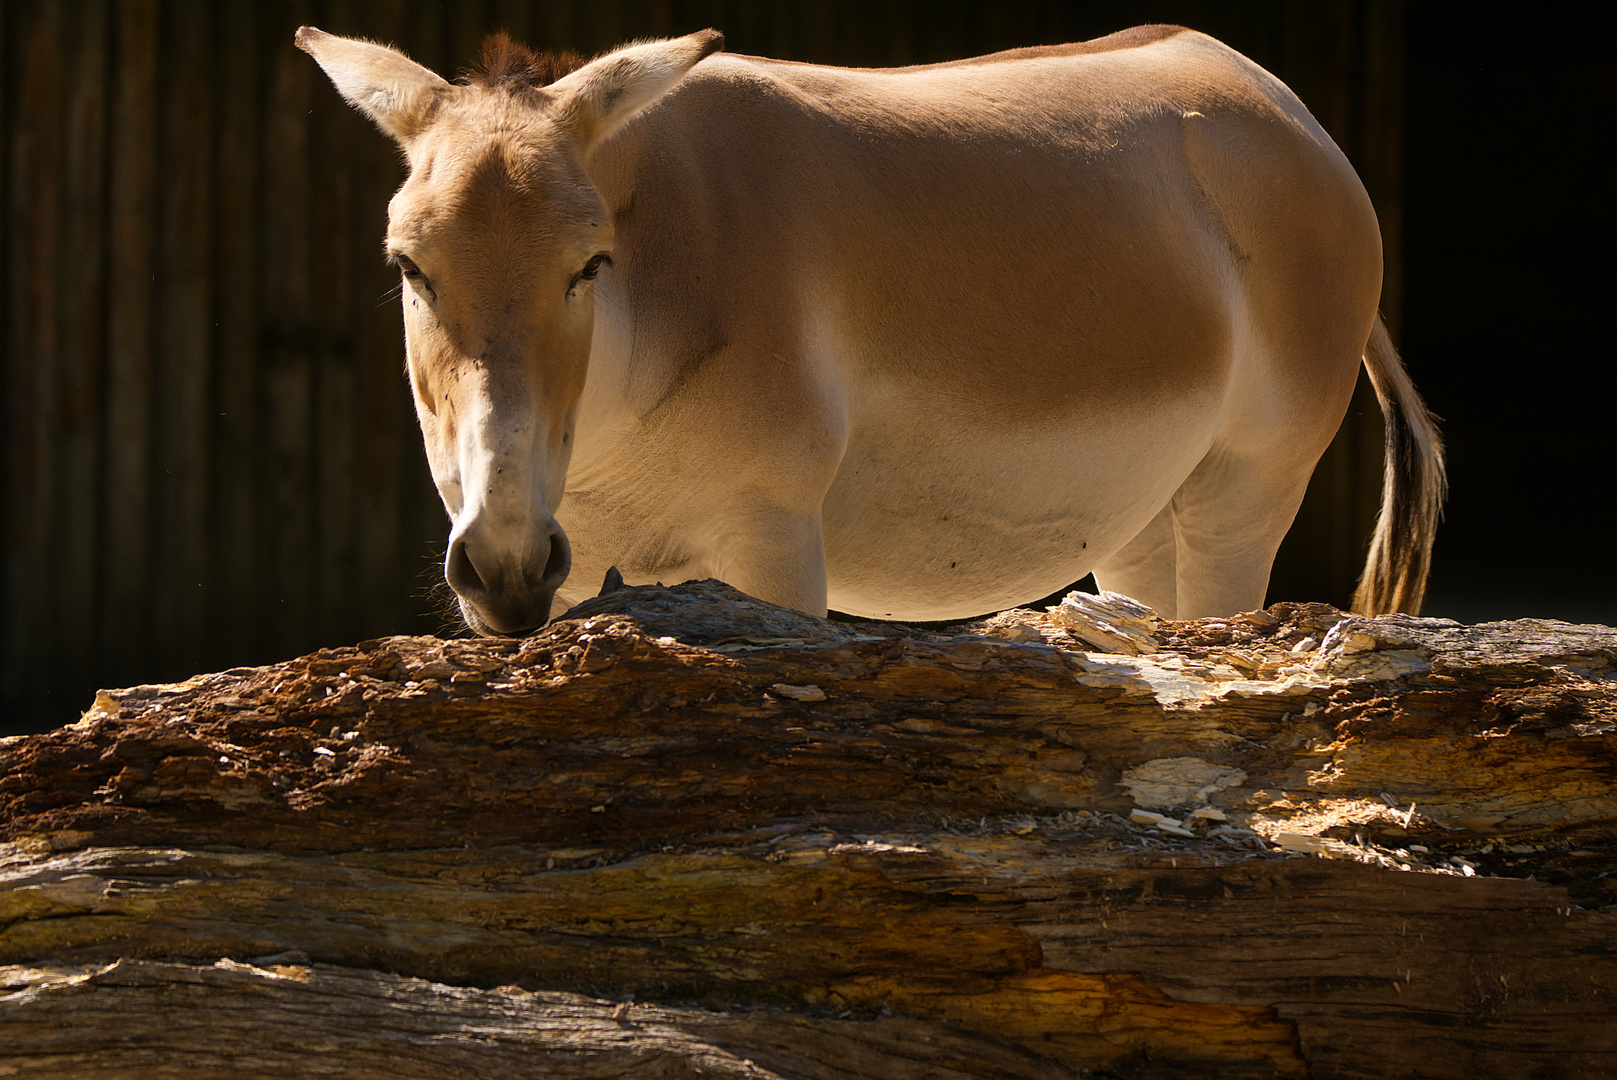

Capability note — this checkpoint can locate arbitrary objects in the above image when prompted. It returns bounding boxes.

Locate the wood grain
[98,0,160,689]
[260,0,316,657]
[152,0,215,669]
[209,1,265,672]
[3,2,64,705]
[54,0,110,696]
[3,581,1613,1077]
[0,958,1069,1080]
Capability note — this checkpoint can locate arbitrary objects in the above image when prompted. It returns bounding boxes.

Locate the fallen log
[2,580,1614,1078]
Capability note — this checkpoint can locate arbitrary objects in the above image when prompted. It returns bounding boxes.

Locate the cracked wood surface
[0,958,1072,1080]
[2,580,1615,1078]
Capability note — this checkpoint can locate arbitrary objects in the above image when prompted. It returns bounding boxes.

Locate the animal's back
[572,28,1384,620]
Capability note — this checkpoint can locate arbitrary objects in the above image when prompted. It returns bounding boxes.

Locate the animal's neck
[571,103,722,458]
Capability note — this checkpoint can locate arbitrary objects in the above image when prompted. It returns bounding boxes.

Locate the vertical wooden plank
[574,0,624,54]
[451,0,491,75]
[1266,0,1399,609]
[642,0,674,40]
[261,0,315,657]
[751,1,790,61]
[100,0,158,689]
[406,0,451,74]
[208,0,262,670]
[4,2,63,714]
[608,0,657,45]
[909,0,969,65]
[1276,0,1356,148]
[527,0,564,53]
[337,0,417,636]
[0,0,8,716]
[1037,0,1090,48]
[1269,0,1353,607]
[152,0,215,673]
[826,0,865,64]
[973,0,1040,57]
[1351,0,1404,571]
[1243,0,1287,75]
[307,2,357,648]
[54,0,111,705]
[788,0,837,64]
[492,0,534,46]
[1358,0,1405,336]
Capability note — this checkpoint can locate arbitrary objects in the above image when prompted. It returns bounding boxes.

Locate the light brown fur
[297,24,1442,632]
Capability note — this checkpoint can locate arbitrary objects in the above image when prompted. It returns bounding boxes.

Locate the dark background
[2,1,1612,733]
[1401,11,1614,625]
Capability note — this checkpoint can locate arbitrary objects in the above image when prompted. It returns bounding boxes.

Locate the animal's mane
[461,31,585,89]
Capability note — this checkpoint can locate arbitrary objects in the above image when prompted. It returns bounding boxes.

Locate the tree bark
[3,580,1614,1078]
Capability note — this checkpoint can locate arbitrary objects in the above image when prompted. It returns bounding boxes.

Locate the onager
[297,24,1443,634]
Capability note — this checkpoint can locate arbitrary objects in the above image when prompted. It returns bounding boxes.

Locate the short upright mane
[462,31,584,89]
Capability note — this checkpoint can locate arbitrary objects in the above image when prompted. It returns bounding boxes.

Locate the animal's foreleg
[711,504,830,618]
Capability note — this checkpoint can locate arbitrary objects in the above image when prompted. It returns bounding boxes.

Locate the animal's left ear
[550,29,724,149]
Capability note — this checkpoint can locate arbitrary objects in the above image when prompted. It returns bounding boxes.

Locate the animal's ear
[295,26,450,142]
[549,29,724,149]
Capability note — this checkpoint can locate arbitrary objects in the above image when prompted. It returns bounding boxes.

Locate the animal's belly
[821,403,1214,620]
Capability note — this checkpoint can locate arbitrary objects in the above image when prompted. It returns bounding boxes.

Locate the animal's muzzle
[445,519,571,635]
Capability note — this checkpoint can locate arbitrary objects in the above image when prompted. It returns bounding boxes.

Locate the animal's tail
[1352,315,1446,615]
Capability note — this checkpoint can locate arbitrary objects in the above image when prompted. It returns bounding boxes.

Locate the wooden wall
[0,0,1404,731]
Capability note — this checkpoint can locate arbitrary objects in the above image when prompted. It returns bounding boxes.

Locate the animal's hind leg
[1169,446,1316,619]
[1091,504,1178,619]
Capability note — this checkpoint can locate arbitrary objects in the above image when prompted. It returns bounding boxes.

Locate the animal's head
[297,26,722,635]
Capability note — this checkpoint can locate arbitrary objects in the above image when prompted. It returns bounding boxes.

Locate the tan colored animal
[297,24,1442,634]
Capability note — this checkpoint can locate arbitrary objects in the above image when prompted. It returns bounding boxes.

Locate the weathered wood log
[3,580,1615,1078]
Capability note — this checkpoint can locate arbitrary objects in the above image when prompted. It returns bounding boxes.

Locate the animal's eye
[388,252,436,301]
[579,253,611,282]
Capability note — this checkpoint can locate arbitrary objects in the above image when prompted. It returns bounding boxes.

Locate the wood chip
[770,683,827,702]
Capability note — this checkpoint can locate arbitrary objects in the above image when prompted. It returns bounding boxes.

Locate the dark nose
[539,524,571,589]
[445,535,492,601]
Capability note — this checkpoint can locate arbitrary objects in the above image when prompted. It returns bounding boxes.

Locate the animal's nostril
[446,539,489,598]
[541,529,571,587]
